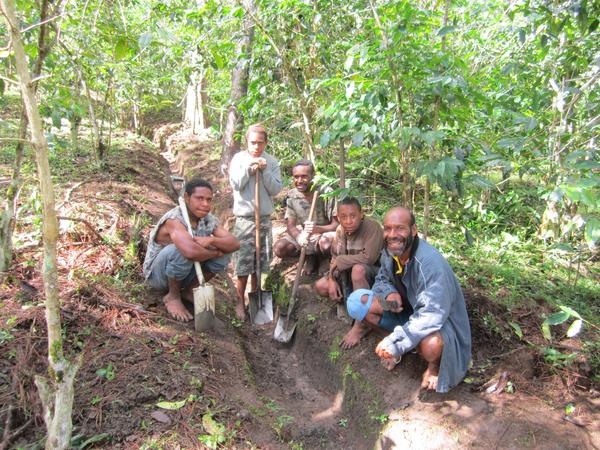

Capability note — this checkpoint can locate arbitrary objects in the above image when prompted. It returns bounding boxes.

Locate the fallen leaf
[151,410,171,424]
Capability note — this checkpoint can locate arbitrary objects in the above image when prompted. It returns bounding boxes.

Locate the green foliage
[263,270,290,307]
[95,363,116,381]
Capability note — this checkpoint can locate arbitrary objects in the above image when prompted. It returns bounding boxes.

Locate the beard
[386,233,414,257]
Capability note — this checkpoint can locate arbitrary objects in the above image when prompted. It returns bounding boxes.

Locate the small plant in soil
[329,337,342,363]
[198,413,230,449]
[96,363,116,381]
[273,414,294,441]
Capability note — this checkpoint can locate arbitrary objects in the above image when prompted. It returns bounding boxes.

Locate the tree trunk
[185,74,211,134]
[58,41,104,161]
[423,0,450,238]
[1,2,79,448]
[339,141,346,190]
[243,3,317,162]
[220,0,255,174]
[0,108,25,272]
[369,0,410,205]
[0,0,53,273]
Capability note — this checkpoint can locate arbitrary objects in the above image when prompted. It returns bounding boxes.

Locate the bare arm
[160,219,223,262]
[286,217,301,240]
[314,216,339,234]
[208,225,240,253]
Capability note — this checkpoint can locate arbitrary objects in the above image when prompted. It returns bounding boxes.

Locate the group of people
[142,124,471,393]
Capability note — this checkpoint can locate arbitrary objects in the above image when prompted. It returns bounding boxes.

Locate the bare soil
[0,125,598,449]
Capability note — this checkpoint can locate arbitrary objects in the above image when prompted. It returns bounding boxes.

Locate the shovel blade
[273,314,296,343]
[193,285,215,332]
[248,290,273,325]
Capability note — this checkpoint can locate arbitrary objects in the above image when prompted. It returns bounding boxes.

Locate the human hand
[194,236,214,248]
[375,340,395,360]
[297,231,309,247]
[303,220,314,235]
[249,158,265,173]
[376,339,402,370]
[382,292,403,312]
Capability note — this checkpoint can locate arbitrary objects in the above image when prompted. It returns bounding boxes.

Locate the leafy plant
[198,413,228,449]
[541,305,589,341]
[95,363,116,381]
[543,347,578,368]
[273,414,294,440]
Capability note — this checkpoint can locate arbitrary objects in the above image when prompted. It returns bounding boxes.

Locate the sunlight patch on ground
[312,387,345,421]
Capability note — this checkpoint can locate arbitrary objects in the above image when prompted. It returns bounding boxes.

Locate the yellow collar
[393,256,403,275]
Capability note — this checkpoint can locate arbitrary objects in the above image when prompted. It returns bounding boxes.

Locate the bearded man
[345,206,471,393]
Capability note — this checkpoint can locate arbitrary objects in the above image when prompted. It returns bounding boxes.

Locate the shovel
[273,189,319,343]
[178,196,215,332]
[248,170,274,325]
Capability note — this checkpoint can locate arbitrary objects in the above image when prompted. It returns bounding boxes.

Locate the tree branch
[0,74,19,85]
[19,12,63,34]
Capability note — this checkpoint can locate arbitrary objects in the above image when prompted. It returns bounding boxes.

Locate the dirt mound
[1,125,598,449]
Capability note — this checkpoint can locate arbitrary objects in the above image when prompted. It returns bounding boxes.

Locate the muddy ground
[0,124,598,449]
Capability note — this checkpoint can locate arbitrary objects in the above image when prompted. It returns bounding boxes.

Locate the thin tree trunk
[0,108,25,272]
[243,3,316,161]
[1,2,79,449]
[58,41,103,161]
[221,0,255,174]
[0,0,53,272]
[423,0,450,238]
[369,0,409,204]
[339,141,346,190]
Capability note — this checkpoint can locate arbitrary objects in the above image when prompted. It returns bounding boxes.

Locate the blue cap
[347,289,374,321]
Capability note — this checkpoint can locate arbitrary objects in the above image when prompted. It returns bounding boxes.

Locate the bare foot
[340,321,371,349]
[235,301,246,321]
[380,355,402,371]
[163,293,193,322]
[181,286,194,303]
[421,363,440,390]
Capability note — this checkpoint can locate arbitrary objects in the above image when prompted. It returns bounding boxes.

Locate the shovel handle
[178,196,206,285]
[254,171,262,281]
[286,189,320,317]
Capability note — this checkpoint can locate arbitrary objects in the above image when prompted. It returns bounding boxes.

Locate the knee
[350,264,367,282]
[273,239,286,257]
[418,331,443,362]
[314,277,328,296]
[274,239,295,258]
[204,254,230,274]
[318,236,331,253]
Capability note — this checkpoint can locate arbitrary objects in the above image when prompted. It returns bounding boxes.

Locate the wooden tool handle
[254,171,261,276]
[288,189,320,310]
[178,196,206,285]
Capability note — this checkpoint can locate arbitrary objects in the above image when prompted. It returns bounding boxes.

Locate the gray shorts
[146,243,230,291]
[232,216,272,277]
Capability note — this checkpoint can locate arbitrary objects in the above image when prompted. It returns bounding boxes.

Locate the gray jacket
[373,238,471,393]
[229,150,282,217]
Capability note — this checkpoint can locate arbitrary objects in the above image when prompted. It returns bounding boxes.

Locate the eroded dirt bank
[0,125,598,449]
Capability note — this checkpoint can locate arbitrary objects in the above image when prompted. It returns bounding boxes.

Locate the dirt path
[1,124,598,449]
